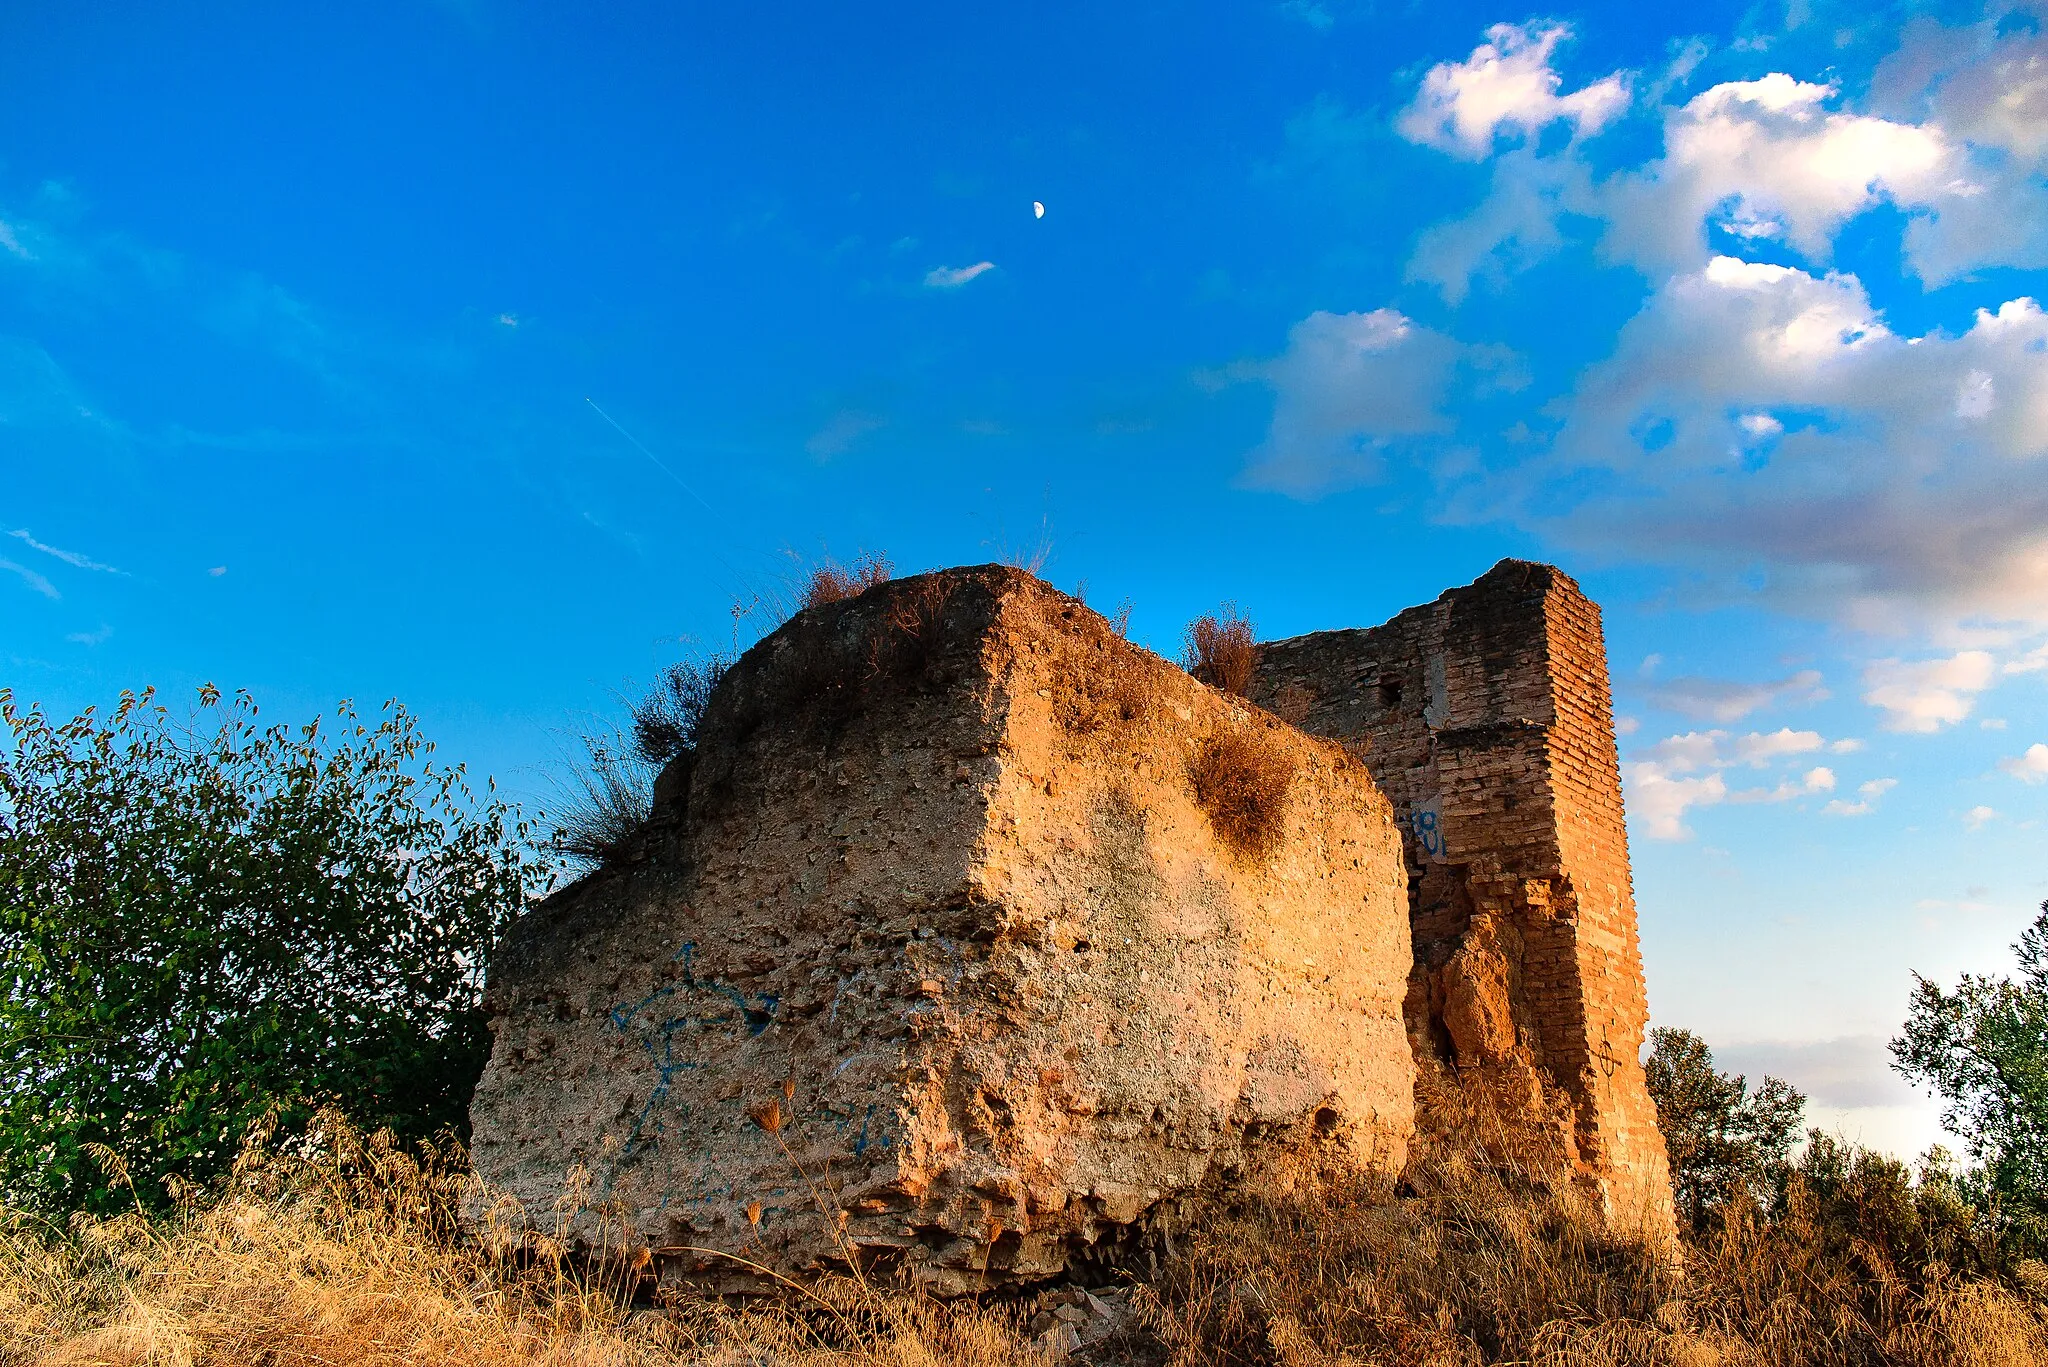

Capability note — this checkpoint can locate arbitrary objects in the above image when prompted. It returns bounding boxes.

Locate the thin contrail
[583,397,724,520]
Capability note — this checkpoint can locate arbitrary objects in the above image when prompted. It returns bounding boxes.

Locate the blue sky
[6,0,2048,1156]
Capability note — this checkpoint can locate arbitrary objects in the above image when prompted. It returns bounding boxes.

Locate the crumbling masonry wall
[1251,559,1674,1234]
[471,567,1415,1291]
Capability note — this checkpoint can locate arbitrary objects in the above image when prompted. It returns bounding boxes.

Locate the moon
[1032,201,1045,219]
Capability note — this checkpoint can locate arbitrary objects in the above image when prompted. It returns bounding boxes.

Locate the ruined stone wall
[471,567,1415,1292]
[1250,560,1673,1235]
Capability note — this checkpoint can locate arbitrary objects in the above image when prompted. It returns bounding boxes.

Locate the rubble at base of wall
[468,566,1416,1292]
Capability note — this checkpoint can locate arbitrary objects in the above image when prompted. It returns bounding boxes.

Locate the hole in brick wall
[1378,680,1402,709]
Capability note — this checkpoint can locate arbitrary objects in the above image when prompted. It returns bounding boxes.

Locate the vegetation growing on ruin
[1180,606,1258,699]
[1186,726,1297,858]
[801,552,895,611]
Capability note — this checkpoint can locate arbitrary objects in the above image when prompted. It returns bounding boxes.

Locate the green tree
[1644,1026,1807,1232]
[1892,900,2048,1248]
[0,686,545,1213]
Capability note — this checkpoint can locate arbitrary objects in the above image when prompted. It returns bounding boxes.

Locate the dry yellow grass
[6,1106,2045,1367]
[1139,1089,2048,1367]
[0,1125,1040,1367]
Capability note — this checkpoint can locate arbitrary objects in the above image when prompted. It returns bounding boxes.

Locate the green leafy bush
[0,686,545,1214]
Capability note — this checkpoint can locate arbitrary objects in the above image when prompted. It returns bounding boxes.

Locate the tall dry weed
[803,554,895,610]
[1182,607,1258,699]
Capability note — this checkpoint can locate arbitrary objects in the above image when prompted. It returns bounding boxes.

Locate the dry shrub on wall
[802,552,894,610]
[1056,625,1157,736]
[1182,605,1258,698]
[1187,725,1296,857]
[872,573,957,682]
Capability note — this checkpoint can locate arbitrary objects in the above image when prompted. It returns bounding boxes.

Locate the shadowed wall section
[1252,560,1674,1235]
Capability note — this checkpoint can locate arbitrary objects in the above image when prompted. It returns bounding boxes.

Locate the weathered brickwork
[1251,559,1674,1234]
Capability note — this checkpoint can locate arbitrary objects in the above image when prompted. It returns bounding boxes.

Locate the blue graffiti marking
[1412,805,1446,859]
[853,1103,875,1157]
[610,983,677,1031]
[600,939,783,1179]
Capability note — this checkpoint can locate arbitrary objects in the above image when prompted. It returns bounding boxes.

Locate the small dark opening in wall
[1378,680,1402,709]
[1313,1106,1340,1132]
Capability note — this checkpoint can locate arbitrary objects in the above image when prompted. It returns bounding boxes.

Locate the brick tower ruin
[468,559,1673,1291]
[1251,559,1671,1232]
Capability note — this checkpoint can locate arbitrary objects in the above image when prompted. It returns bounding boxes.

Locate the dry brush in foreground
[5,1106,2047,1367]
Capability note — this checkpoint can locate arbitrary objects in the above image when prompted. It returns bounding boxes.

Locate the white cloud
[1729,764,1835,803]
[1645,726,1828,770]
[1406,148,1589,303]
[1870,19,2048,283]
[1234,309,1468,494]
[1714,1035,1921,1110]
[1397,22,1629,160]
[1964,804,1998,829]
[1402,17,2048,290]
[1824,776,1898,816]
[925,261,996,288]
[1623,762,1727,840]
[2000,743,2048,784]
[1603,75,1959,273]
[1862,651,1997,732]
[2006,642,2048,674]
[1549,261,2048,631]
[1730,727,1825,766]
[0,219,27,259]
[1254,19,2048,636]
[65,624,112,646]
[0,557,58,599]
[1642,730,1724,773]
[1643,668,1826,721]
[9,528,122,574]
[208,565,227,577]
[1626,728,1851,837]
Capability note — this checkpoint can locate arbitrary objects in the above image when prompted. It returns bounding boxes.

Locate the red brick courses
[1251,559,1674,1235]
